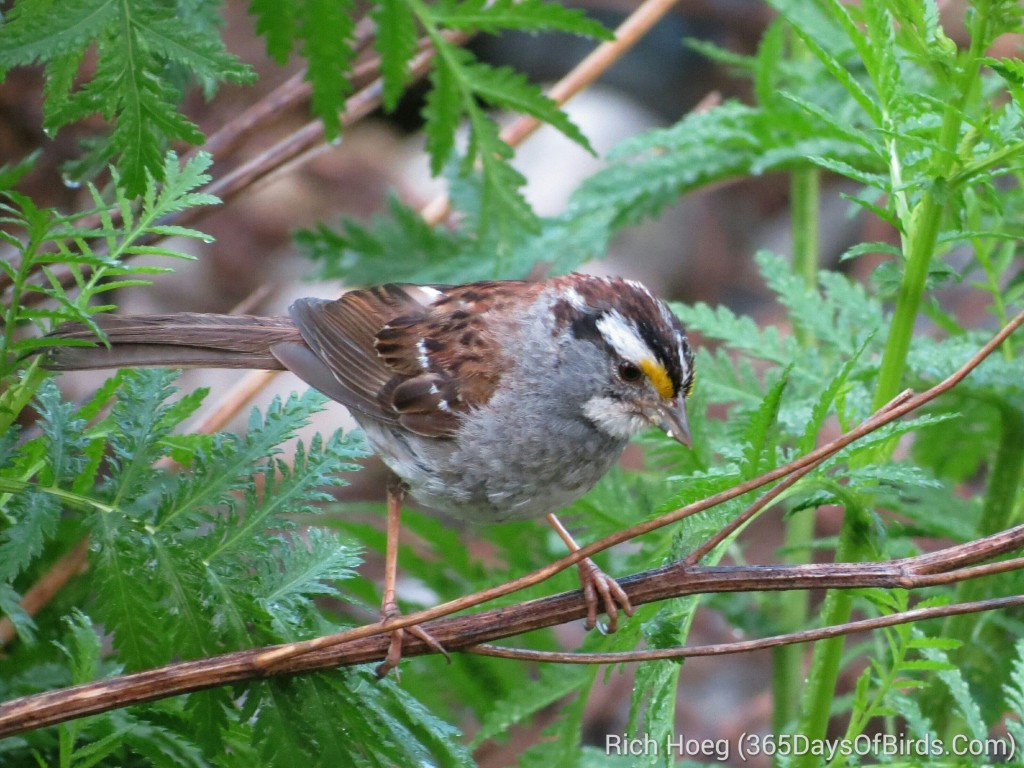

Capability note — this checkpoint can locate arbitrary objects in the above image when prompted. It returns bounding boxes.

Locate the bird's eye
[618,361,643,383]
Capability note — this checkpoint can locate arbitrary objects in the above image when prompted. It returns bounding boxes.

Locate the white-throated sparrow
[47,274,695,673]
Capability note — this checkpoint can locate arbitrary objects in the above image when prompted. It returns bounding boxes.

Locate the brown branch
[2,527,1023,737]
[467,594,1024,664]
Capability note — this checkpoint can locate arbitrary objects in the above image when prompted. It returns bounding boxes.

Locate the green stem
[949,137,1024,187]
[772,512,815,732]
[0,477,115,514]
[872,4,989,411]
[772,166,820,738]
[797,6,994,755]
[1,230,43,377]
[976,407,1024,536]
[792,168,820,297]
[870,189,943,410]
[793,502,871,768]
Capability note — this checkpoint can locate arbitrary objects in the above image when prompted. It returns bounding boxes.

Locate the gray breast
[355,290,629,522]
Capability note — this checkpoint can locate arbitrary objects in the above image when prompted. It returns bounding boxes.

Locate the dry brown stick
[192,15,378,161]
[0,539,90,647]
[2,527,1023,738]
[252,308,1024,667]
[467,594,1024,664]
[421,0,685,224]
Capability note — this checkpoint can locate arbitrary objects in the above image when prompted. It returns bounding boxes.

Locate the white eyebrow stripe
[596,311,650,363]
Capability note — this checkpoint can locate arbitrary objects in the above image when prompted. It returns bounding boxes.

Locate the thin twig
[3,525,1024,737]
[466,594,1024,664]
[0,539,89,646]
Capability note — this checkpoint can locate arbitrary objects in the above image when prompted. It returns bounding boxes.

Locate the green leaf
[0,151,39,191]
[300,0,356,140]
[797,336,873,454]
[56,610,103,685]
[299,194,483,284]
[423,56,462,174]
[472,665,591,747]
[250,0,297,63]
[920,644,988,740]
[774,2,883,125]
[2,0,252,194]
[434,0,611,39]
[0,450,63,584]
[0,584,34,643]
[142,14,252,86]
[373,0,419,111]
[469,111,536,233]
[741,368,788,477]
[255,529,361,638]
[1005,639,1024,745]
[462,58,594,154]
[629,660,681,768]
[0,0,118,70]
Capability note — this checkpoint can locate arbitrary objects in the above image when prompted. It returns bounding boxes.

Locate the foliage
[2,0,1024,766]
[0,152,218,434]
[0,0,253,195]
[0,0,608,226]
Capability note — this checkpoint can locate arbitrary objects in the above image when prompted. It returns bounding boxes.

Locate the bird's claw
[577,557,633,633]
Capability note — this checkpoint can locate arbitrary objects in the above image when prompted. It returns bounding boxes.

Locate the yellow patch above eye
[639,358,674,400]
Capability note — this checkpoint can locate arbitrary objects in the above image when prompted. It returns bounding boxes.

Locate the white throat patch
[583,396,649,439]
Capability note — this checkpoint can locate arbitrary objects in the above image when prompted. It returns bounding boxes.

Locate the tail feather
[45,313,302,371]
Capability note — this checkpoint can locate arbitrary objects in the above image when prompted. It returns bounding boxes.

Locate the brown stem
[467,594,1024,664]
[0,540,90,646]
[2,528,1023,737]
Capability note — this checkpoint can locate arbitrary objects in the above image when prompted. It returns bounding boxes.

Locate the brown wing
[274,282,534,438]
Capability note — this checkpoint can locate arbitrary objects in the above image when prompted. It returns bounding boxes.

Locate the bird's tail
[44,313,303,371]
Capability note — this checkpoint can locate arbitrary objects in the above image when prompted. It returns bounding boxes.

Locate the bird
[45,273,696,674]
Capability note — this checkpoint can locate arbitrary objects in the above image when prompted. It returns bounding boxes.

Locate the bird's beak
[654,398,691,447]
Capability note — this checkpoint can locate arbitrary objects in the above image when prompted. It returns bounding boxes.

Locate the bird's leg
[545,513,633,632]
[376,481,449,678]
